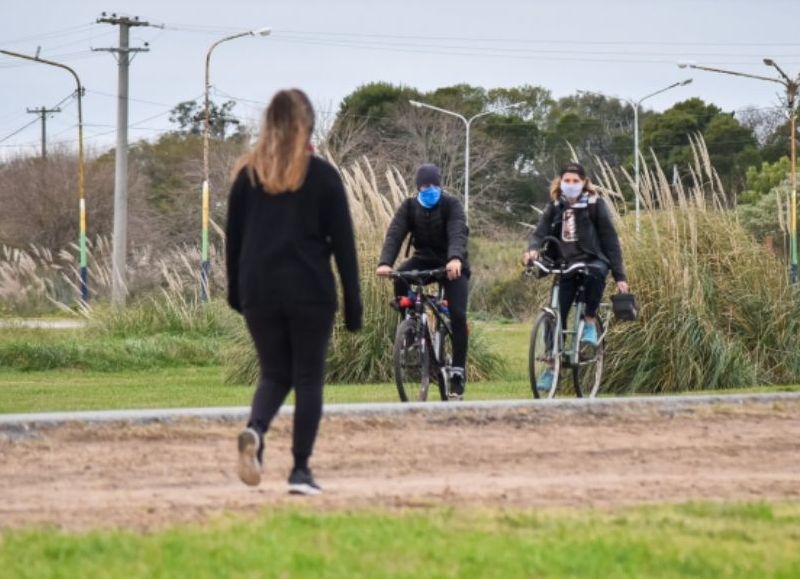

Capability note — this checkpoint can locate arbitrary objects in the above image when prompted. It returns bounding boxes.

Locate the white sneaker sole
[237,429,262,487]
[288,483,322,496]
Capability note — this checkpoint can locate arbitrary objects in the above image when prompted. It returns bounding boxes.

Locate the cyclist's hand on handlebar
[376,265,393,277]
[616,281,630,294]
[446,259,462,280]
[523,250,538,266]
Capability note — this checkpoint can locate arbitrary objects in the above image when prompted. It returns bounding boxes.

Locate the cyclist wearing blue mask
[523,162,629,392]
[376,163,470,398]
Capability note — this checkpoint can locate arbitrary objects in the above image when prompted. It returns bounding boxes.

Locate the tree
[703,114,759,193]
[642,98,760,193]
[169,99,242,140]
[739,157,793,204]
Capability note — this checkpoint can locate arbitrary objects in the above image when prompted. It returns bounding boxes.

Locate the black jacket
[225,156,362,331]
[378,194,469,269]
[528,195,627,282]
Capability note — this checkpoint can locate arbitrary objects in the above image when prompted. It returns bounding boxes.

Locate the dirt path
[1,400,799,531]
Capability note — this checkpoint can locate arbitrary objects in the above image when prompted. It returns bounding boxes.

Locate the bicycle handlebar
[388,268,448,282]
[527,260,604,276]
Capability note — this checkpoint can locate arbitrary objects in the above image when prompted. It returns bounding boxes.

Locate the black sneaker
[449,367,465,400]
[237,428,263,487]
[288,466,322,496]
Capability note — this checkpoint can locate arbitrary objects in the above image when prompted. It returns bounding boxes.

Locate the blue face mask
[417,186,442,209]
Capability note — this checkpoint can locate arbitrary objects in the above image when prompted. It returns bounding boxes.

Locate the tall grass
[224,158,505,385]
[591,136,800,392]
[0,234,228,317]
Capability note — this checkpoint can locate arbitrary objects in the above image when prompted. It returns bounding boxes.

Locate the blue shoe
[536,369,554,392]
[581,323,599,347]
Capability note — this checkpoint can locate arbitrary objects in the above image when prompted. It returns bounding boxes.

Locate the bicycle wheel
[393,318,424,402]
[529,311,561,399]
[433,325,452,401]
[572,317,604,398]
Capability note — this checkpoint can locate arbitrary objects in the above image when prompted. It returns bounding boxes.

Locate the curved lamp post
[0,49,88,303]
[201,27,271,301]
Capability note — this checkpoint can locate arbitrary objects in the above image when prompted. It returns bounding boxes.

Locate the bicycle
[526,239,612,399]
[388,268,455,402]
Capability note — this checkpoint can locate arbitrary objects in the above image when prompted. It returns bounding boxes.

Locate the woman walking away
[523,162,628,394]
[226,89,362,495]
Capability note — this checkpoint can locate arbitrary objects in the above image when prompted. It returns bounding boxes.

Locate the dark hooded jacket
[378,194,469,269]
[528,194,626,282]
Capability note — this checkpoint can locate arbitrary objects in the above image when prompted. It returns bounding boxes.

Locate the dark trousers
[558,259,608,327]
[244,302,335,469]
[394,257,469,369]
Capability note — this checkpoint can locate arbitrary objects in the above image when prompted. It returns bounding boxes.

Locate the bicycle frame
[403,281,453,370]
[391,269,454,382]
[533,260,610,370]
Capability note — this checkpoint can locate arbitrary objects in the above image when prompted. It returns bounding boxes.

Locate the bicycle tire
[393,318,424,402]
[419,323,431,401]
[433,324,452,401]
[529,311,561,399]
[572,317,604,398]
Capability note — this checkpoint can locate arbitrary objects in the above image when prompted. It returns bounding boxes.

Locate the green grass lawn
[1,320,798,414]
[0,366,534,413]
[1,502,798,578]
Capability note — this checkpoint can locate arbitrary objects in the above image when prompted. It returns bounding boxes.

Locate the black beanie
[560,162,586,179]
[415,164,442,187]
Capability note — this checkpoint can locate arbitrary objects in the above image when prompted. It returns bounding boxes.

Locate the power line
[0,117,40,144]
[272,28,800,49]
[0,91,76,144]
[1,23,94,45]
[274,32,800,60]
[267,36,800,67]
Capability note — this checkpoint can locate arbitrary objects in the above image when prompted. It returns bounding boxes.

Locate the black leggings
[394,257,469,369]
[558,259,609,327]
[244,303,335,469]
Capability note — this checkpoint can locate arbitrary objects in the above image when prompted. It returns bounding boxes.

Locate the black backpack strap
[403,200,415,258]
[587,195,599,226]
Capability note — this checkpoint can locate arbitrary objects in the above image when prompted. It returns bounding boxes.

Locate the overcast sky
[1,0,799,156]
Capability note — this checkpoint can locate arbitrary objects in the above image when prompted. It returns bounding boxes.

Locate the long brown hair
[237,89,315,193]
[549,176,597,202]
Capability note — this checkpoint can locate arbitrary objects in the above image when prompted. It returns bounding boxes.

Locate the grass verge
[1,502,798,578]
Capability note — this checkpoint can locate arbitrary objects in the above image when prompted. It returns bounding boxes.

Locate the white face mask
[561,181,583,199]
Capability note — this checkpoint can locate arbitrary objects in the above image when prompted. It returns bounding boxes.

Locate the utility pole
[94,12,152,307]
[26,106,61,159]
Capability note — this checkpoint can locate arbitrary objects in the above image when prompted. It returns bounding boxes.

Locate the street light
[201,27,271,301]
[0,49,88,303]
[579,78,692,233]
[679,60,799,283]
[408,99,524,225]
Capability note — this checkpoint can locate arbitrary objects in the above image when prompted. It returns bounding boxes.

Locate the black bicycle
[526,237,611,399]
[388,268,455,402]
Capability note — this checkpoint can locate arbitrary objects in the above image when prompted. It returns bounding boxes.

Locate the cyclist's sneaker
[237,427,263,487]
[536,368,555,392]
[581,323,600,347]
[288,466,322,496]
[449,367,465,399]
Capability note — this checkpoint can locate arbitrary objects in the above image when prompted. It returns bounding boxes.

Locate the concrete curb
[1,392,798,430]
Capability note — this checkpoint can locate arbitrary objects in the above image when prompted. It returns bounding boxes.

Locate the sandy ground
[1,400,799,531]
